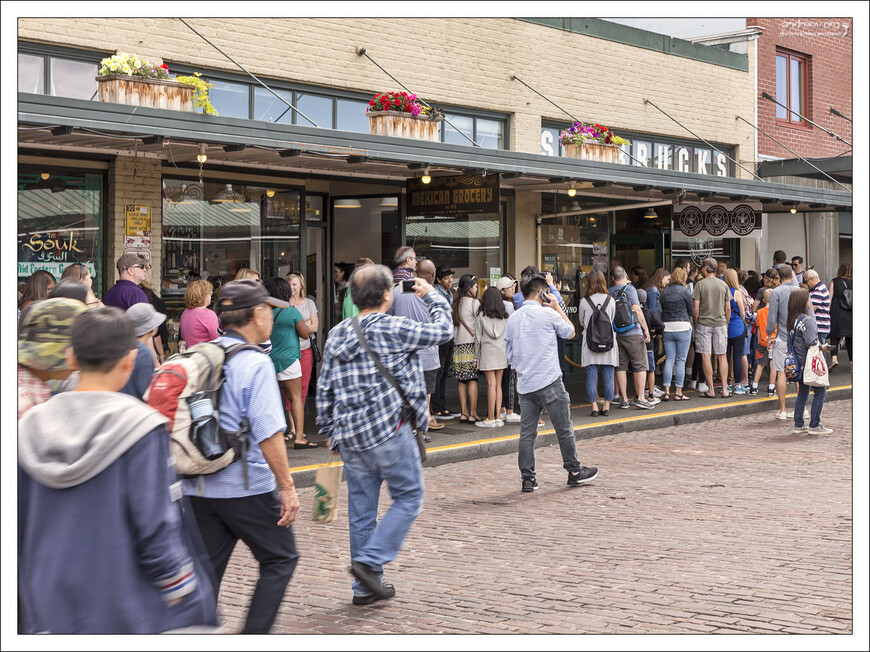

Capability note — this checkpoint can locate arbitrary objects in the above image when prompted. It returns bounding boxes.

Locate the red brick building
[749,17,853,160]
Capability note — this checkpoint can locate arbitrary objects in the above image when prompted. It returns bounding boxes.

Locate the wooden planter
[96,74,195,112]
[563,142,620,164]
[367,111,440,141]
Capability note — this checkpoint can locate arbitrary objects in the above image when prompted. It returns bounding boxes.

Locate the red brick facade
[748,18,852,160]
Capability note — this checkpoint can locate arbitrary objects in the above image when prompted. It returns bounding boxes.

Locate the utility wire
[177,18,319,128]
[829,107,852,123]
[643,98,765,181]
[760,92,851,147]
[511,74,648,168]
[736,115,851,192]
[356,48,480,147]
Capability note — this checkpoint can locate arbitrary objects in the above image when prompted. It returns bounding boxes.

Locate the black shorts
[424,368,439,395]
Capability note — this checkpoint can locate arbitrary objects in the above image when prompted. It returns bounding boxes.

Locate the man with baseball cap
[431,265,459,419]
[180,278,300,634]
[18,298,85,419]
[103,253,150,311]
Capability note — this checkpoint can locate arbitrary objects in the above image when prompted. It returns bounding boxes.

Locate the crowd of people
[16,245,851,633]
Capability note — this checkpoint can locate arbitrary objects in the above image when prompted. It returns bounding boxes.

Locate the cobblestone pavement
[216,400,855,636]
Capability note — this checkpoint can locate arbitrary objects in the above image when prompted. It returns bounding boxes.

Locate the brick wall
[18,18,757,171]
[107,156,163,289]
[748,18,852,159]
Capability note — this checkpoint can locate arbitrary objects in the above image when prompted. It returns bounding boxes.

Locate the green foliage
[175,73,218,116]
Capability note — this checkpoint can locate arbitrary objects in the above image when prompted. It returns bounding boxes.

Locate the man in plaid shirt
[316,264,452,605]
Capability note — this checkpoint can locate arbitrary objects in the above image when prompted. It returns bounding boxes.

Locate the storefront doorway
[610,206,671,277]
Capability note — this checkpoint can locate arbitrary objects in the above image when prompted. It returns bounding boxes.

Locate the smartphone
[402,279,416,293]
[540,289,551,302]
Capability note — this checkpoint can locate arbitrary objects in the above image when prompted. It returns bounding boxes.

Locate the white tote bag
[802,343,830,387]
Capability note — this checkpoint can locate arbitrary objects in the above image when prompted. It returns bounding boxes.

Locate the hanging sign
[406,174,500,216]
[673,202,763,238]
[125,204,152,248]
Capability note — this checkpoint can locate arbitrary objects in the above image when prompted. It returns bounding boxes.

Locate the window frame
[775,48,810,128]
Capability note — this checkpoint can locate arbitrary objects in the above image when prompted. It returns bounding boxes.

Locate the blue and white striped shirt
[182,335,286,498]
[316,291,452,452]
[809,282,831,336]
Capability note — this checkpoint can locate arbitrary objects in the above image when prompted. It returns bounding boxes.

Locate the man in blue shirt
[317,265,452,605]
[505,275,598,493]
[609,266,653,409]
[183,279,300,634]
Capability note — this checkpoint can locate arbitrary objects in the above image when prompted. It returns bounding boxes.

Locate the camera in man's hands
[402,279,416,293]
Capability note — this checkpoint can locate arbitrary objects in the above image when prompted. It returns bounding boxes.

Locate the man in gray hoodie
[766,263,800,419]
[18,307,218,633]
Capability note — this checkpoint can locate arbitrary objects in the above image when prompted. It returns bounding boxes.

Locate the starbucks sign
[673,202,762,238]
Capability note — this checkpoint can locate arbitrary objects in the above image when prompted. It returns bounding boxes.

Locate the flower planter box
[563,142,620,164]
[367,111,440,141]
[96,74,195,112]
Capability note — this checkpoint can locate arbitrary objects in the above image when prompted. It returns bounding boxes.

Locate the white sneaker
[686,380,697,390]
[647,396,661,406]
[504,413,521,422]
[792,425,809,434]
[475,419,500,428]
[774,411,795,420]
[537,420,545,429]
[698,382,709,394]
[808,424,833,434]
[652,386,664,398]
[499,410,507,419]
[495,419,504,427]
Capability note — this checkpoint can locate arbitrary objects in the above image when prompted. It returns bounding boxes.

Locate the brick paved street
[216,399,854,636]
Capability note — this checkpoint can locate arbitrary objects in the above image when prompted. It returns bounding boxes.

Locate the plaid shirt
[316,291,452,452]
[18,365,51,420]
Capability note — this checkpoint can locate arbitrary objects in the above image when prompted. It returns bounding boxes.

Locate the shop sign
[125,204,151,248]
[126,249,152,267]
[19,231,86,265]
[406,174,500,216]
[18,261,96,279]
[673,202,763,238]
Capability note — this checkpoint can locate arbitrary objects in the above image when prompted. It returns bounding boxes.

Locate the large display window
[18,170,103,293]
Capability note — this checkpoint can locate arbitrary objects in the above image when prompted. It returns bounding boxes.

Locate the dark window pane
[50,58,98,100]
[444,114,474,145]
[476,118,504,149]
[790,57,803,121]
[336,99,369,133]
[208,79,249,118]
[295,93,332,128]
[253,87,294,124]
[19,53,44,94]
[775,54,788,119]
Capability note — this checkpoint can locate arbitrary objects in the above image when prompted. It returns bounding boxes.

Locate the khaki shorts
[276,358,302,381]
[770,337,789,372]
[694,323,727,355]
[616,333,648,372]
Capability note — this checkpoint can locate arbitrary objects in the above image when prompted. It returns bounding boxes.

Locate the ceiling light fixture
[421,168,431,184]
[266,189,276,198]
[334,199,362,209]
[568,182,576,197]
[40,172,50,180]
[379,196,398,208]
[790,207,797,214]
[196,144,208,164]
[644,207,658,219]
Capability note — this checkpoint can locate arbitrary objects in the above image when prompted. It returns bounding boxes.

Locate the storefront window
[405,208,503,291]
[49,58,98,100]
[161,179,300,328]
[18,170,103,293]
[19,53,44,94]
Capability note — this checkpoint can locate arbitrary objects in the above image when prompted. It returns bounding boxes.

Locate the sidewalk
[287,365,853,487]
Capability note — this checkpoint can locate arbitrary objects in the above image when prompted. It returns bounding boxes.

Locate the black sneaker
[767,387,776,397]
[349,562,395,601]
[748,386,758,396]
[353,583,396,605]
[567,466,599,486]
[521,477,538,493]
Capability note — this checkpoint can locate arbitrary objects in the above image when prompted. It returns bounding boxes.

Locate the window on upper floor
[18,49,98,99]
[775,49,809,126]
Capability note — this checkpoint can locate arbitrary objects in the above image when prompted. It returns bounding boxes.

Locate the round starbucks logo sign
[705,205,728,236]
[731,204,757,236]
[678,206,703,236]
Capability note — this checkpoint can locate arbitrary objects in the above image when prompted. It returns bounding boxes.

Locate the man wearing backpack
[609,266,653,409]
[692,258,732,399]
[767,263,800,419]
[182,279,301,634]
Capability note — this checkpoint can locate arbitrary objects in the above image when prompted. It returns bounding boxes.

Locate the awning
[18,93,852,213]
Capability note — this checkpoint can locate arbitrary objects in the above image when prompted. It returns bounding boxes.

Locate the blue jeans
[663,330,692,389]
[340,423,424,596]
[518,378,582,479]
[793,380,827,428]
[584,364,615,403]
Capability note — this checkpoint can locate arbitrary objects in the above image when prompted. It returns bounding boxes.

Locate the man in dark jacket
[18,307,218,634]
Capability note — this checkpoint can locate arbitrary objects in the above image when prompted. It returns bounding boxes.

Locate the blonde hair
[670,267,687,286]
[723,268,739,290]
[286,272,307,299]
[235,268,259,280]
[184,279,214,308]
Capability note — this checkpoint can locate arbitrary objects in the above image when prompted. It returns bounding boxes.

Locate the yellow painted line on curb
[289,384,852,473]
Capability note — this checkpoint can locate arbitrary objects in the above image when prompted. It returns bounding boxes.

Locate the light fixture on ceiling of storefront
[379,197,398,208]
[644,207,658,219]
[335,199,362,209]
[568,200,581,212]
[196,147,208,164]
[40,172,50,180]
[421,168,432,184]
[266,189,276,198]
[567,182,576,197]
[790,207,797,214]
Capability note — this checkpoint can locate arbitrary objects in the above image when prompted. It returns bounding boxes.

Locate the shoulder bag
[309,333,322,363]
[350,317,427,463]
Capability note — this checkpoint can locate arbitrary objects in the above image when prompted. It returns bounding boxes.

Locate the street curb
[289,387,852,488]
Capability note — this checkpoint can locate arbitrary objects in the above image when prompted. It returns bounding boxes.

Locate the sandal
[293,440,320,449]
[673,394,690,401]
[700,392,717,399]
[590,410,600,417]
[662,394,671,402]
[284,429,295,443]
[459,415,472,423]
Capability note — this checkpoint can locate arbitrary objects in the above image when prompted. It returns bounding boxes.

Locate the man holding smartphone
[506,275,599,493]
